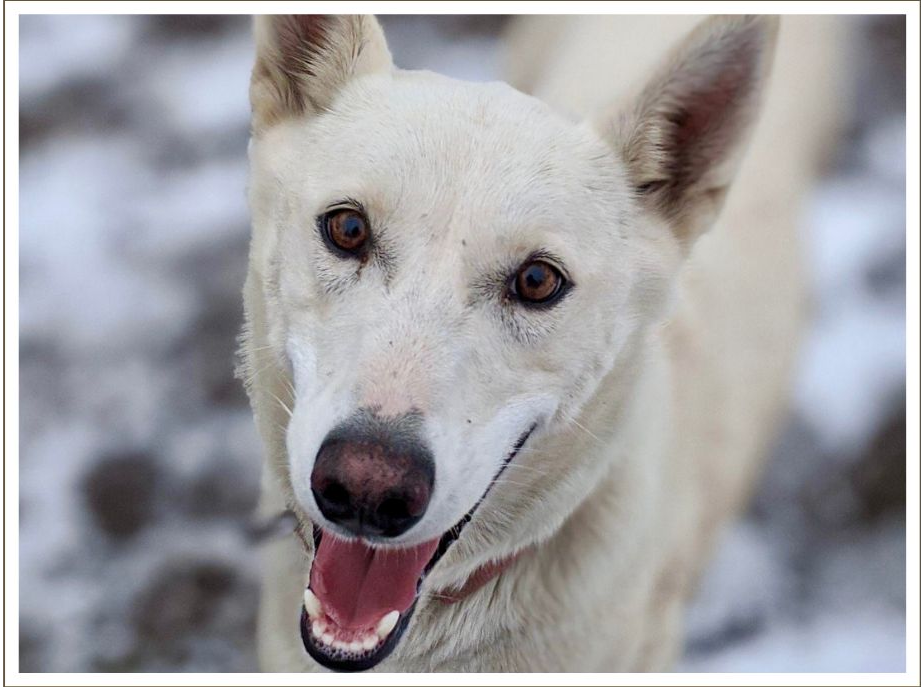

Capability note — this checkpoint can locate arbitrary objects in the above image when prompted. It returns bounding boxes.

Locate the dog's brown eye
[323,209,369,255]
[512,259,566,305]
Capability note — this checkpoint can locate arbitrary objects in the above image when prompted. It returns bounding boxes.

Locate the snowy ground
[17,15,907,673]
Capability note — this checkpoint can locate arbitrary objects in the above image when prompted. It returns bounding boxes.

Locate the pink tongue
[309,534,440,630]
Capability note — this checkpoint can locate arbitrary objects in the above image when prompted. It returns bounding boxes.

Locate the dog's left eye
[321,208,370,256]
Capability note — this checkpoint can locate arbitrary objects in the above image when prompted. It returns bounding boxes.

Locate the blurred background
[17,14,906,673]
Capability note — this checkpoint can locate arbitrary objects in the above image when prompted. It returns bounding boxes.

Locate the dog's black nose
[310,411,434,538]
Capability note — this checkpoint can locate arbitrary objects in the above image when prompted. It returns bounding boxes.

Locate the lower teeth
[309,615,386,654]
[304,587,401,655]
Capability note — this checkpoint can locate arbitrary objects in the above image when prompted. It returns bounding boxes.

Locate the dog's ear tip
[750,15,781,46]
[250,14,391,132]
[691,14,780,59]
[704,14,779,33]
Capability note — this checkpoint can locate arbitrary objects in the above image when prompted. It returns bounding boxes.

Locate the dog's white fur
[241,14,842,671]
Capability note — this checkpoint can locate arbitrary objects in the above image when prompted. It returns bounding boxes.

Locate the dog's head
[244,14,777,671]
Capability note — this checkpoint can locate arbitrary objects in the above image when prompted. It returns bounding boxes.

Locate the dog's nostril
[376,496,412,524]
[313,480,354,522]
[322,482,350,508]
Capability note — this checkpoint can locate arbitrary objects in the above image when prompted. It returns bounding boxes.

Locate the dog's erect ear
[250,15,392,132]
[598,15,779,249]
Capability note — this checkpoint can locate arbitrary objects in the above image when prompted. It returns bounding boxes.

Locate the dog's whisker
[509,458,538,466]
[502,462,549,475]
[489,477,532,489]
[269,392,294,418]
[503,461,546,471]
[282,379,297,403]
[563,414,604,446]
[504,448,550,456]
[243,360,280,387]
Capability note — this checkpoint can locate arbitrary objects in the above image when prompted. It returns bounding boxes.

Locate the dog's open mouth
[298,524,448,671]
[299,424,535,672]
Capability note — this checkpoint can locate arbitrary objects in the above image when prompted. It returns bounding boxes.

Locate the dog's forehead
[281,72,627,228]
[320,72,585,163]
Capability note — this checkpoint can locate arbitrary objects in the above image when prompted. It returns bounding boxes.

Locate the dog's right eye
[509,259,568,307]
[321,208,370,257]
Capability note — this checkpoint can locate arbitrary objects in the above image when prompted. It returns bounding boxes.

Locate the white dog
[239,14,841,671]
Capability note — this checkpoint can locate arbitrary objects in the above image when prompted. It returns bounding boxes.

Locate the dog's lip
[298,422,538,671]
[300,600,415,672]
[426,422,537,572]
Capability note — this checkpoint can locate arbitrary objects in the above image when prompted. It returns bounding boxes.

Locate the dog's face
[255,73,654,541]
[245,15,776,670]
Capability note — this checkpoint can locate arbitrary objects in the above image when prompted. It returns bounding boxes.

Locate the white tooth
[348,641,363,653]
[362,636,378,651]
[333,639,347,650]
[311,620,326,636]
[376,610,399,638]
[303,589,322,619]
[321,633,335,645]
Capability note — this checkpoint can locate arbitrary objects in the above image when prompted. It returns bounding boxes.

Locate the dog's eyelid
[323,197,366,214]
[522,250,573,284]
